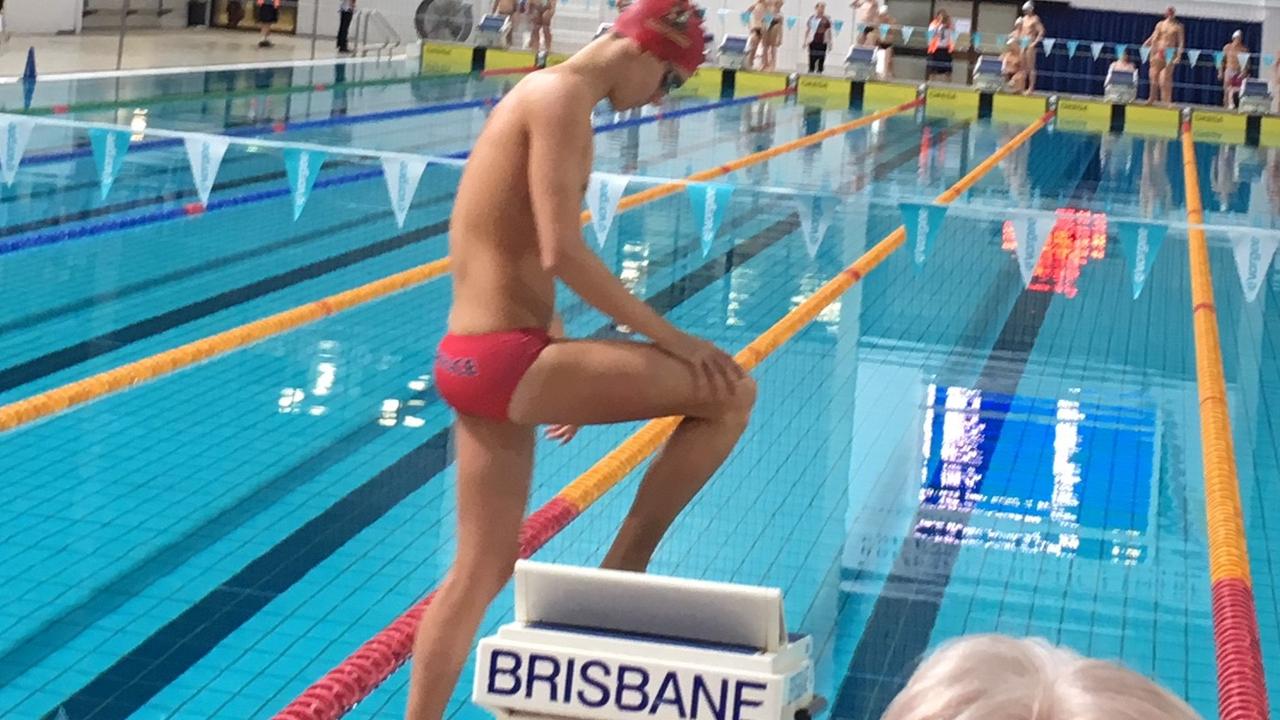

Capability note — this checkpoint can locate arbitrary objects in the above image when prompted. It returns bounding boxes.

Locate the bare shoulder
[512,73,594,128]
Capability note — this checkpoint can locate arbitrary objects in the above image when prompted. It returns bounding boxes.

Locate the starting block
[1104,67,1138,104]
[473,561,822,720]
[717,35,751,69]
[475,14,512,48]
[1238,78,1272,115]
[971,55,1005,93]
[844,46,876,81]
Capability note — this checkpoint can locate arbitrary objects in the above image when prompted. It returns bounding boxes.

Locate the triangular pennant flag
[1239,52,1251,69]
[833,19,844,33]
[1088,42,1102,61]
[740,11,750,26]
[786,15,796,29]
[1066,39,1079,59]
[901,26,914,43]
[686,182,734,257]
[794,195,837,260]
[972,32,982,47]
[1115,221,1167,299]
[283,148,326,220]
[1264,54,1275,69]
[1011,212,1054,287]
[1186,48,1201,67]
[182,134,230,206]
[900,201,949,269]
[1138,45,1150,63]
[880,23,890,37]
[1115,43,1128,60]
[585,172,629,247]
[1042,38,1055,56]
[381,156,428,228]
[0,116,36,187]
[1213,51,1224,70]
[1232,233,1279,302]
[88,127,132,200]
[927,28,936,43]
[1165,47,1175,63]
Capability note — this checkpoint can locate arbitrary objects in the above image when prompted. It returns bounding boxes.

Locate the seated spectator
[882,635,1202,720]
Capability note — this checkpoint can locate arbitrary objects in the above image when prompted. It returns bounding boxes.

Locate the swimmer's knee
[720,375,757,427]
[450,545,519,598]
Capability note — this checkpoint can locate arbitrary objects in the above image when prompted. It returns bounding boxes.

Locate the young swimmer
[1143,6,1184,105]
[1221,30,1248,108]
[406,1,755,718]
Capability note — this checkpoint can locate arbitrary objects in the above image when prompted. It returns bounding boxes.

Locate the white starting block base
[473,561,820,720]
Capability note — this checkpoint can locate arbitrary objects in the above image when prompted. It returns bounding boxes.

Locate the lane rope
[1178,120,1271,720]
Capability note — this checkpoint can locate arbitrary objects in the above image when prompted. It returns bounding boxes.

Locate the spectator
[805,2,832,73]
[256,0,281,48]
[926,9,954,82]
[883,635,1202,720]
[1106,46,1138,85]
[338,0,355,54]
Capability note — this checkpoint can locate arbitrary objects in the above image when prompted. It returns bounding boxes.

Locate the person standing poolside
[1012,2,1044,94]
[805,2,833,73]
[526,0,555,55]
[255,0,280,47]
[1143,6,1184,105]
[405,1,755,718]
[926,9,955,82]
[1220,30,1248,108]
[337,0,355,53]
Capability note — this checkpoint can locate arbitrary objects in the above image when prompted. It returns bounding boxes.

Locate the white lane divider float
[474,560,824,720]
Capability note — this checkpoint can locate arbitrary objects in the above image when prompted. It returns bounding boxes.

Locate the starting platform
[473,561,822,720]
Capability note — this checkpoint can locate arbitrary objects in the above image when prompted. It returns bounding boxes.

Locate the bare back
[447,73,594,334]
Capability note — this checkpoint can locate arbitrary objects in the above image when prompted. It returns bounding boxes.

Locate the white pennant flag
[1012,212,1056,287]
[1232,233,1279,302]
[900,26,914,43]
[1090,41,1104,61]
[381,156,428,228]
[0,117,35,187]
[1042,38,1056,56]
[585,172,629,247]
[1186,48,1202,67]
[794,195,837,259]
[183,134,230,206]
[1239,52,1252,70]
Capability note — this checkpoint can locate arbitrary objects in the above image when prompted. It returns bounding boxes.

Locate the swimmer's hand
[545,424,579,444]
[663,332,747,398]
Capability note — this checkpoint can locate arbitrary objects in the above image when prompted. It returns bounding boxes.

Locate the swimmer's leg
[1023,48,1036,93]
[509,339,756,571]
[406,416,534,720]
[1148,60,1163,103]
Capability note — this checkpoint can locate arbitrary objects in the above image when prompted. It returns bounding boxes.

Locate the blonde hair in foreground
[881,635,1203,720]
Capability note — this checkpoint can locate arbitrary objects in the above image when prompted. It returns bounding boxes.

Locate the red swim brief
[434,328,552,421]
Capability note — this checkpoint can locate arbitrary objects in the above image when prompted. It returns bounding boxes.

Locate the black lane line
[38,120,956,720]
[40,212,802,720]
[0,214,451,395]
[830,136,1100,720]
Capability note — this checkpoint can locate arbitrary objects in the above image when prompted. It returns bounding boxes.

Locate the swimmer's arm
[528,97,686,350]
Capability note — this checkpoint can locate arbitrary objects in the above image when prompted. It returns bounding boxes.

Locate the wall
[7,0,82,33]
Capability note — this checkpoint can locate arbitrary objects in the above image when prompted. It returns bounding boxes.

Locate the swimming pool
[0,60,1277,720]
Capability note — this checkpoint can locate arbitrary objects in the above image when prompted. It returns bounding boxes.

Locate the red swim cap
[612,0,707,76]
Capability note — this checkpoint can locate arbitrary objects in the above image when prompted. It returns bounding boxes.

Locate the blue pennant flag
[786,15,796,29]
[1165,47,1175,63]
[88,127,131,200]
[1213,50,1224,70]
[971,31,982,47]
[880,23,890,37]
[1138,45,1150,63]
[687,182,735,257]
[900,202,949,269]
[1115,43,1128,60]
[1264,54,1276,69]
[1091,42,1104,60]
[833,19,844,33]
[740,11,750,26]
[1186,48,1202,67]
[1116,221,1167,299]
[1066,39,1079,58]
[284,148,326,220]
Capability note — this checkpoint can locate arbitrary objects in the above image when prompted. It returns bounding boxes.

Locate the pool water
[0,60,1277,720]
